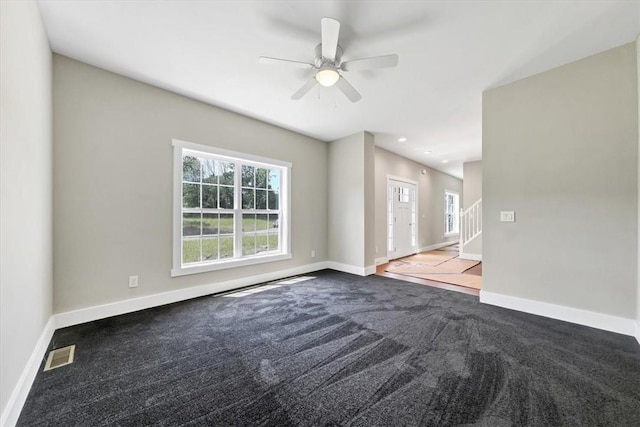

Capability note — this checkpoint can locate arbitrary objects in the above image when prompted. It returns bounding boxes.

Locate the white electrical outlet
[128,275,139,288]
[311,250,316,258]
[500,211,515,222]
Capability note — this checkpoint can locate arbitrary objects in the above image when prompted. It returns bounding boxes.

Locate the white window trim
[171,139,292,277]
[444,189,460,237]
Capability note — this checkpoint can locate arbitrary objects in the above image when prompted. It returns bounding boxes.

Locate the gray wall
[374,147,462,260]
[364,132,376,269]
[53,55,328,313]
[0,1,53,417]
[483,42,638,318]
[328,132,375,269]
[462,161,482,209]
[462,160,482,255]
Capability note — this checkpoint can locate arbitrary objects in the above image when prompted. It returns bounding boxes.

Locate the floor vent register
[44,345,75,371]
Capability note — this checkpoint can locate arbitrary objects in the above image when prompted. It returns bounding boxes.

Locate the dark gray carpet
[18,270,640,426]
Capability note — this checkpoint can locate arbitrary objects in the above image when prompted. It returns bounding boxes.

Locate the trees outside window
[172,140,290,276]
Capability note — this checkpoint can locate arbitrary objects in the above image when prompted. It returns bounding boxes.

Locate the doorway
[387,178,417,260]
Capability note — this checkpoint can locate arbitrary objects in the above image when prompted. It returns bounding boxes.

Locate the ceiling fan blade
[259,56,315,69]
[291,79,317,100]
[341,54,399,71]
[335,76,362,102]
[321,17,340,60]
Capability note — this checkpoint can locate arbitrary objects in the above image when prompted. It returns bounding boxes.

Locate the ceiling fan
[259,17,399,102]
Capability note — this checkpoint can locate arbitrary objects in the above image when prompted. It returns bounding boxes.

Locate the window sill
[171,252,292,277]
[444,232,459,237]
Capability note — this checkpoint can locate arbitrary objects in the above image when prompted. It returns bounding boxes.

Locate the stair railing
[460,198,482,248]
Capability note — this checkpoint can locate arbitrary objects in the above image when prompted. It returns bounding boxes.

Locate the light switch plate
[500,211,515,222]
[128,275,139,288]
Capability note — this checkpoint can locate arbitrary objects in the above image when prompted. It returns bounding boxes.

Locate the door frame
[386,175,419,260]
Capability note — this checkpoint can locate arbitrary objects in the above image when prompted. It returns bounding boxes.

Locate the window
[172,140,291,276]
[444,190,459,236]
[398,187,409,203]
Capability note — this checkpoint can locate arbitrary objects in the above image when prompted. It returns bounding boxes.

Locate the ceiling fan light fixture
[315,67,340,87]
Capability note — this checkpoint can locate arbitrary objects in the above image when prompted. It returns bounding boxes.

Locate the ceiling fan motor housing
[315,44,343,68]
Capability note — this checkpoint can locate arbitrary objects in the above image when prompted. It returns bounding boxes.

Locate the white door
[388,179,417,260]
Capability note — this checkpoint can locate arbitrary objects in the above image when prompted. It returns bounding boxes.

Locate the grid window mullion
[180,152,284,267]
[234,161,242,258]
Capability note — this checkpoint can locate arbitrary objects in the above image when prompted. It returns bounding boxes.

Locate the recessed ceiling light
[398,137,407,142]
[442,160,449,163]
[424,150,432,154]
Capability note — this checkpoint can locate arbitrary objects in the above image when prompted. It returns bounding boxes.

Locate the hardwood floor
[465,262,482,276]
[375,245,481,296]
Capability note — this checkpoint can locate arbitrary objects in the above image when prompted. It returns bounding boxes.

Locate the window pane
[268,169,280,191]
[242,235,256,256]
[242,165,255,187]
[202,237,218,261]
[268,233,279,251]
[182,239,200,264]
[269,214,279,229]
[202,184,218,209]
[219,186,234,209]
[444,193,459,231]
[219,236,233,259]
[255,189,267,209]
[268,191,279,210]
[202,213,218,236]
[219,162,234,185]
[176,147,289,271]
[256,168,268,188]
[242,214,256,232]
[400,188,409,203]
[202,159,217,184]
[256,214,269,230]
[242,188,254,209]
[256,234,269,253]
[183,156,200,182]
[183,213,201,236]
[183,184,200,208]
[219,213,234,234]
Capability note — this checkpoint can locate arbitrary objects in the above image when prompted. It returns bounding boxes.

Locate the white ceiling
[37,1,640,179]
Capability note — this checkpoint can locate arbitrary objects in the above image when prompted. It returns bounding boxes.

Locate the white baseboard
[1,317,56,427]
[419,241,457,252]
[635,321,640,345]
[480,290,636,337]
[375,257,389,265]
[459,252,482,261]
[54,261,330,329]
[325,261,374,276]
